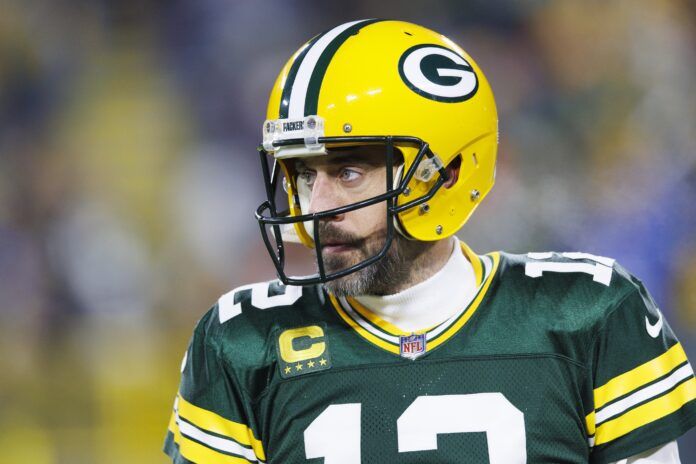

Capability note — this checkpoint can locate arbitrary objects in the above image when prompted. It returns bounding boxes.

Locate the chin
[323,273,366,297]
[322,249,363,273]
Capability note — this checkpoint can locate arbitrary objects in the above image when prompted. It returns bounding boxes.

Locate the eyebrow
[304,149,386,169]
[332,154,384,166]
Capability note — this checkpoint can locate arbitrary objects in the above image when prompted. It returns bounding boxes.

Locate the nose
[307,172,344,221]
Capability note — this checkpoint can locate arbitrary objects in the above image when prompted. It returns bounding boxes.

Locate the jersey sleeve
[587,276,696,464]
[610,441,681,464]
[163,307,266,464]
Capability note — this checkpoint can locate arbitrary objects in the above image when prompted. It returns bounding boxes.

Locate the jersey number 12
[304,393,526,463]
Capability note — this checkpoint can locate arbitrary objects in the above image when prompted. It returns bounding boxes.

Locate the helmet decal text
[398,44,478,102]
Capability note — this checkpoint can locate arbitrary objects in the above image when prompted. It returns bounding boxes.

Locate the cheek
[356,169,390,229]
[345,201,388,236]
[338,168,390,236]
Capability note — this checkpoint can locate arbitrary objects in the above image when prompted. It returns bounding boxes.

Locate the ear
[444,155,462,189]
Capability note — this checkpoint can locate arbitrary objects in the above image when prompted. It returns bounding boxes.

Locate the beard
[317,223,426,297]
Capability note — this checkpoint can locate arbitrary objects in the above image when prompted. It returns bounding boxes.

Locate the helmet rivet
[403,187,411,197]
[435,225,443,235]
[419,203,430,215]
[470,189,481,202]
[343,123,352,133]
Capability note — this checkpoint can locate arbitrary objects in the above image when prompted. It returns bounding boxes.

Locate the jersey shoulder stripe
[167,393,266,463]
[586,343,695,446]
[594,343,690,410]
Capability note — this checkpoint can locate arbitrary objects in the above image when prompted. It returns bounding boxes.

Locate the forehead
[295,145,386,170]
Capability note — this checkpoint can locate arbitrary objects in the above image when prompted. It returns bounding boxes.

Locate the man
[164,20,695,463]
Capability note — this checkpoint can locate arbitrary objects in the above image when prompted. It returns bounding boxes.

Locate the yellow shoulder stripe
[594,343,688,409]
[175,431,258,464]
[168,410,180,436]
[594,377,696,446]
[177,393,265,461]
[585,410,596,436]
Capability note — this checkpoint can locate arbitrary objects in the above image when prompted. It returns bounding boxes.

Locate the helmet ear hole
[444,154,462,189]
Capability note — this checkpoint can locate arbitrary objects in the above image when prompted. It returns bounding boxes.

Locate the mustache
[316,223,365,247]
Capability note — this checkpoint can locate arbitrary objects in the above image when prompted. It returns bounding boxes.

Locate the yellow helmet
[256,19,498,284]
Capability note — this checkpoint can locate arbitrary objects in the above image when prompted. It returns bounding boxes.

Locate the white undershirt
[352,238,680,463]
[355,237,475,332]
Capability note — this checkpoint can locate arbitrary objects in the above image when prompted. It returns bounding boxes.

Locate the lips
[318,225,362,255]
[322,243,355,254]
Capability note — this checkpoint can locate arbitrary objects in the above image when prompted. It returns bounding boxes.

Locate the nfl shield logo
[400,333,426,360]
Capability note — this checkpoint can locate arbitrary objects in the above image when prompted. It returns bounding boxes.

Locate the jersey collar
[328,242,500,357]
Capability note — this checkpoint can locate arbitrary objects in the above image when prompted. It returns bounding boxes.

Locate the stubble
[319,223,435,296]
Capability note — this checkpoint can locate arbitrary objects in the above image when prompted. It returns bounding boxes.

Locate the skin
[294,145,459,296]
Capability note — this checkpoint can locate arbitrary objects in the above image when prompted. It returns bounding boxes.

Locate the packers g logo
[398,44,478,102]
[277,325,332,378]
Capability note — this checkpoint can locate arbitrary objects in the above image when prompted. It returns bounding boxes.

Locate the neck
[382,236,457,295]
[323,233,461,297]
[354,238,477,332]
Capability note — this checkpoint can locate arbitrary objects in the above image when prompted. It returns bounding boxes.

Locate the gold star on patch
[295,363,303,371]
[284,366,292,374]
[319,358,327,366]
[307,360,315,368]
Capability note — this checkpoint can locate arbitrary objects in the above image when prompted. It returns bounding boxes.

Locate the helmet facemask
[255,136,450,285]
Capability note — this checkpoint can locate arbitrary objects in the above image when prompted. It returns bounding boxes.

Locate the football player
[164,20,695,463]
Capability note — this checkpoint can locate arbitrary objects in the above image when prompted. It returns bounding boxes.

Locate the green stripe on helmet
[279,33,325,119]
[303,19,384,117]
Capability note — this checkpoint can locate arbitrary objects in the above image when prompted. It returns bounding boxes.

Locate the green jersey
[164,246,696,463]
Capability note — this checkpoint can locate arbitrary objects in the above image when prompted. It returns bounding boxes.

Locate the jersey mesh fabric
[164,251,696,464]
[261,355,589,462]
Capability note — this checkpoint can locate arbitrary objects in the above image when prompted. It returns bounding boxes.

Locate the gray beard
[321,233,425,297]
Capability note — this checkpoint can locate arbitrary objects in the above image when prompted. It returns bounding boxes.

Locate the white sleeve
[610,441,680,464]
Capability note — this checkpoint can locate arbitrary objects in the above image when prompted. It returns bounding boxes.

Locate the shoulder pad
[499,250,639,291]
[218,280,305,324]
[497,250,643,322]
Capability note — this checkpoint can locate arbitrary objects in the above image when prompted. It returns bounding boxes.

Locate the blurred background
[0,0,694,462]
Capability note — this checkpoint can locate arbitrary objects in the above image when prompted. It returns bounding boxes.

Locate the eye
[296,169,316,188]
[339,168,361,183]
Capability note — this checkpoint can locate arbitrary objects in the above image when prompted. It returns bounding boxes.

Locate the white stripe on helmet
[288,19,371,119]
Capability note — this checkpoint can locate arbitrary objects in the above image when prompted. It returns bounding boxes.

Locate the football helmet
[256,19,498,285]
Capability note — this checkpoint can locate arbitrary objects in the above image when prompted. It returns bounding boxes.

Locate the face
[294,146,421,296]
